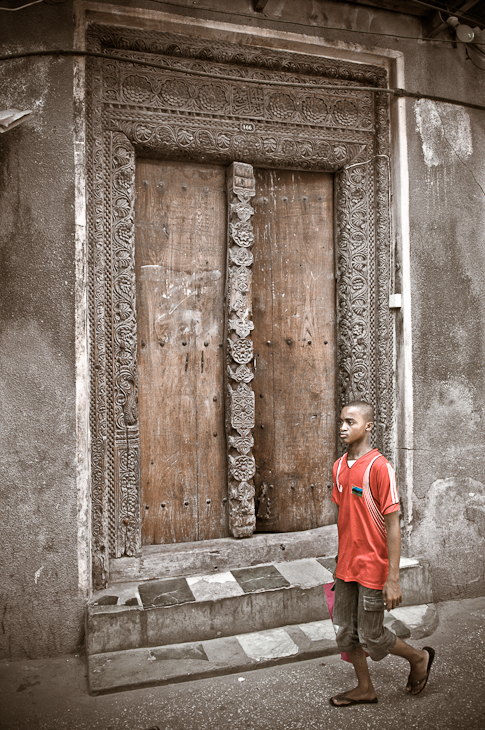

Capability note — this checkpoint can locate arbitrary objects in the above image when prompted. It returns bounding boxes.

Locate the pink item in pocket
[324,581,368,663]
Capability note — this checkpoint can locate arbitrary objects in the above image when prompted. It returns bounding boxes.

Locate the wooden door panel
[252,169,336,532]
[135,160,227,545]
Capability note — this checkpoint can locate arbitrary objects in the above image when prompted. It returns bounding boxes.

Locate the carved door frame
[86,23,393,589]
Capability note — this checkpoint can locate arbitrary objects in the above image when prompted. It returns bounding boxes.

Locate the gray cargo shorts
[332,578,397,661]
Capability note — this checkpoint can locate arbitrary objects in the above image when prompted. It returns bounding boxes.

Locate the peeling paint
[415,100,472,168]
[34,566,44,585]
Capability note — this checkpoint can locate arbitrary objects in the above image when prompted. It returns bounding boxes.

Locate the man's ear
[365,421,374,432]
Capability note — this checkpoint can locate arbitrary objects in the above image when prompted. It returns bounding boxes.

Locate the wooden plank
[252,169,336,532]
[194,169,228,541]
[135,160,227,544]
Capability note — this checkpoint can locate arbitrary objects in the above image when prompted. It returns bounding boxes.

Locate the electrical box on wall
[389,294,402,309]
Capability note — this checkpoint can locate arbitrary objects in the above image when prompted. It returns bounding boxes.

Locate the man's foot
[406,647,435,695]
[329,688,378,707]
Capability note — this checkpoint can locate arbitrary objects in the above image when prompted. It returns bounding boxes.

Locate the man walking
[330,400,435,707]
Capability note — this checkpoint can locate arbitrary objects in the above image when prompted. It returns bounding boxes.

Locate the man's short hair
[344,400,374,422]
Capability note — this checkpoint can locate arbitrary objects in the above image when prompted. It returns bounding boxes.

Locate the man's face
[339,406,372,446]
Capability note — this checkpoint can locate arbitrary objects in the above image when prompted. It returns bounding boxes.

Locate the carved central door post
[225,163,257,538]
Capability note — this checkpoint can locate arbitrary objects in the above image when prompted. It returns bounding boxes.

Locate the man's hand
[383,576,402,611]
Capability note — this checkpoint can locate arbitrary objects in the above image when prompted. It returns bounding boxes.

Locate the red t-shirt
[332,449,400,590]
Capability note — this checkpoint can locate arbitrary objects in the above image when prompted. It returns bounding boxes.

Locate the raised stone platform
[86,552,434,694]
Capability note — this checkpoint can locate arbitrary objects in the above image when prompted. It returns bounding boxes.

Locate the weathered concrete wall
[0,3,84,659]
[406,81,485,599]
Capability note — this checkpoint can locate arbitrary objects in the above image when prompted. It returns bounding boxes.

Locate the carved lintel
[225,162,257,538]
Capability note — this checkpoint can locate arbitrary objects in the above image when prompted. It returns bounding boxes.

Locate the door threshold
[109,523,338,585]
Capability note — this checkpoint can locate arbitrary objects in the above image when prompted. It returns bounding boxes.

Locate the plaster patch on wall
[411,476,485,601]
[417,377,479,469]
[415,100,472,168]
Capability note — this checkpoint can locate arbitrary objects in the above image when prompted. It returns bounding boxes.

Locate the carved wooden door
[135,159,228,545]
[252,169,336,532]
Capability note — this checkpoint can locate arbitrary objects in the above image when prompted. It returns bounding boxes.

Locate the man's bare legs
[330,646,377,706]
[390,638,430,694]
[330,640,430,705]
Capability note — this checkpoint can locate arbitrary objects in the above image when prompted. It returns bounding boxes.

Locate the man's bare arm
[333,505,339,581]
[383,510,403,611]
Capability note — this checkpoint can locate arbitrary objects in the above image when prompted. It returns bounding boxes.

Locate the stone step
[87,602,439,695]
[86,556,432,657]
[108,524,339,583]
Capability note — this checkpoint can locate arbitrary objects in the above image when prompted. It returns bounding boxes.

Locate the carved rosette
[225,163,257,538]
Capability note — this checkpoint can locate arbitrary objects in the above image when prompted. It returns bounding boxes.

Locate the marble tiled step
[86,556,432,656]
[87,603,439,695]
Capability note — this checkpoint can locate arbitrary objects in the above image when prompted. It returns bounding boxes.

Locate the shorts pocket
[363,595,385,612]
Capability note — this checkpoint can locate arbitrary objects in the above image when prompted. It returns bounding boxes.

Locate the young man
[329,400,435,707]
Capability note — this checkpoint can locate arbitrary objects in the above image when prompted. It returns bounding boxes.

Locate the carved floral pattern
[229,247,254,267]
[228,434,254,455]
[228,317,254,338]
[228,364,254,383]
[109,133,141,557]
[229,454,257,481]
[108,111,370,172]
[230,222,254,247]
[225,162,257,537]
[229,336,254,364]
